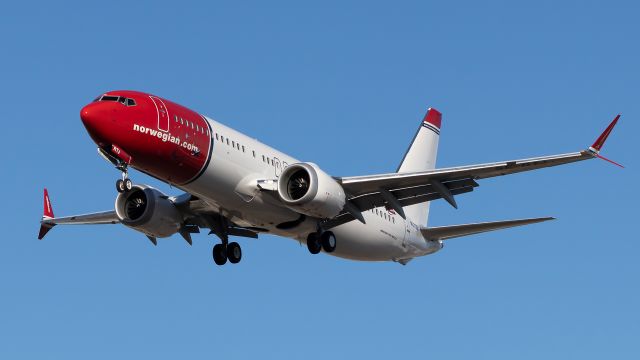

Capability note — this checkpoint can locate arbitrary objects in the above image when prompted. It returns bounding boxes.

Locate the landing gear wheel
[227,242,242,264]
[116,179,126,193]
[124,178,133,191]
[306,233,322,255]
[321,231,336,253]
[212,244,227,265]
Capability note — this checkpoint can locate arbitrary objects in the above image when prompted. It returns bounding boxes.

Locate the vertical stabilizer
[396,108,441,226]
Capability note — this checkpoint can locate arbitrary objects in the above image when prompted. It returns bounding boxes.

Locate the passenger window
[180,118,184,125]
[262,155,265,162]
[226,138,229,145]
[221,135,224,142]
[237,143,240,150]
[242,145,245,152]
[174,115,178,122]
[232,141,235,148]
[252,150,256,158]
[215,133,219,140]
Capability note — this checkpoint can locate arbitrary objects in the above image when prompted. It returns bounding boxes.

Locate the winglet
[38,188,55,240]
[43,188,54,218]
[590,114,620,153]
[588,114,622,168]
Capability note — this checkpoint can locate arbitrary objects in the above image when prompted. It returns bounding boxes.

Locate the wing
[38,189,261,243]
[322,115,620,229]
[38,188,121,239]
[420,217,555,241]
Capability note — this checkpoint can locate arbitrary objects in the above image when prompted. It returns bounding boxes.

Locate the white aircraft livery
[39,91,621,265]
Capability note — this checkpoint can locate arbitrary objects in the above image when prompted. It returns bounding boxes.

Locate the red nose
[80,103,112,147]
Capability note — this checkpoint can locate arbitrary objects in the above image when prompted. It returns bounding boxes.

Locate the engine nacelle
[115,185,183,238]
[277,162,346,219]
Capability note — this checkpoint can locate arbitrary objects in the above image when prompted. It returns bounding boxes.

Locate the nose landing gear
[115,164,133,193]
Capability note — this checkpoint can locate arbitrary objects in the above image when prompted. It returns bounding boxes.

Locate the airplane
[38,90,621,265]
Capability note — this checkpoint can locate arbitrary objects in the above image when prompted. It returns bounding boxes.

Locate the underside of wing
[41,211,120,226]
[420,217,555,241]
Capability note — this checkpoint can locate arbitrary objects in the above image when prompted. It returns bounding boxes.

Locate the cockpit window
[97,95,136,106]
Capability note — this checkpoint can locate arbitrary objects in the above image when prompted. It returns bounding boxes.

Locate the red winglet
[39,188,55,240]
[590,114,620,152]
[43,188,54,218]
[423,108,442,129]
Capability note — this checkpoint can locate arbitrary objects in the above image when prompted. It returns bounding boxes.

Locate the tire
[321,231,336,253]
[227,242,242,264]
[306,233,321,255]
[212,244,227,265]
[124,178,133,191]
[116,179,125,193]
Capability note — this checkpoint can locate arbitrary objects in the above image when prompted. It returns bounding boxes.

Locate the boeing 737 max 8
[39,91,621,265]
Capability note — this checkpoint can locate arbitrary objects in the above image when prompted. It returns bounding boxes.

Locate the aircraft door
[150,96,170,132]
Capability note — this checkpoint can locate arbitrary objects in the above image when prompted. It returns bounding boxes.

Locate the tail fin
[397,108,441,226]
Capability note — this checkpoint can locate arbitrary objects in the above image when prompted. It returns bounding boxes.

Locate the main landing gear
[212,241,242,265]
[115,163,133,193]
[209,215,243,266]
[306,231,336,255]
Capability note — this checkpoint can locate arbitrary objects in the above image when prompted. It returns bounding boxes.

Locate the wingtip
[590,114,620,153]
[43,188,54,219]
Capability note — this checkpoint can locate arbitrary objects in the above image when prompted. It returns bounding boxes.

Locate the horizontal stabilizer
[420,217,555,241]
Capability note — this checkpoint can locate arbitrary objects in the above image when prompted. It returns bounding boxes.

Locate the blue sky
[1,1,638,358]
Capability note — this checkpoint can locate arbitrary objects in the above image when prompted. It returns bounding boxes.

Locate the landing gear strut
[208,215,243,266]
[306,231,336,254]
[115,163,133,193]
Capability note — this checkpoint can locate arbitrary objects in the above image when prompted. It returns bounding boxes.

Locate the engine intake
[115,185,183,238]
[277,163,346,219]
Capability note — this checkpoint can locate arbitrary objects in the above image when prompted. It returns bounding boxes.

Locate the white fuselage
[166,116,441,262]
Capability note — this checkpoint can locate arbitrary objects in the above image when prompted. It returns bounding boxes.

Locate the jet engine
[277,162,346,219]
[115,185,183,238]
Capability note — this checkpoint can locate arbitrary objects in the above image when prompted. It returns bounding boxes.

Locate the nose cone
[80,102,113,147]
[80,105,96,129]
